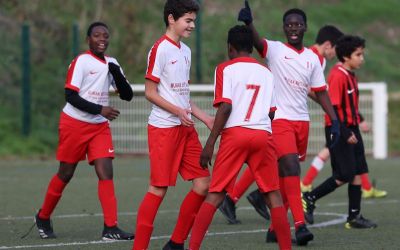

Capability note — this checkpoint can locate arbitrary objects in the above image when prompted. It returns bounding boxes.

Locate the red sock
[98,180,118,227]
[270,178,288,232]
[282,176,305,228]
[361,173,372,190]
[189,202,217,250]
[270,206,292,250]
[171,190,206,244]
[39,175,67,219]
[302,156,324,186]
[230,168,255,203]
[132,192,163,250]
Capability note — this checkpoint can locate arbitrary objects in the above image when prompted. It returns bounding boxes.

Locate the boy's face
[169,12,196,38]
[323,42,336,60]
[344,47,365,70]
[283,14,306,46]
[87,25,109,56]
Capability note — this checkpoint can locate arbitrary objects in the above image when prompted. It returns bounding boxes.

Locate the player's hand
[108,62,120,74]
[101,106,120,121]
[359,120,370,133]
[200,143,214,169]
[177,108,194,126]
[328,119,340,148]
[238,0,253,25]
[347,132,358,144]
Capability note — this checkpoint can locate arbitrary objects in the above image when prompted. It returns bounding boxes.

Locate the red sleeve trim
[269,107,277,112]
[145,74,160,83]
[258,39,268,58]
[146,37,164,82]
[65,84,79,92]
[65,57,79,87]
[213,98,232,107]
[311,85,327,92]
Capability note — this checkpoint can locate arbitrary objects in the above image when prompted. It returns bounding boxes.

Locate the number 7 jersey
[213,57,276,132]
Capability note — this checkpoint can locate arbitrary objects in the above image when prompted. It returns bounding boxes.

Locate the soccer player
[188,24,292,250]
[302,35,378,229]
[132,1,212,250]
[34,22,134,240]
[233,1,340,246]
[301,27,387,199]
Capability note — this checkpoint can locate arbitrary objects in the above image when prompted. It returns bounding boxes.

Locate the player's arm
[200,102,232,168]
[65,89,120,121]
[359,113,370,133]
[332,106,358,144]
[307,90,318,103]
[315,90,340,147]
[190,100,214,130]
[108,62,133,101]
[145,79,194,126]
[238,1,265,55]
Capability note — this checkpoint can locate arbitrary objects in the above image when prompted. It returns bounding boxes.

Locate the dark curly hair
[335,35,365,62]
[164,0,200,27]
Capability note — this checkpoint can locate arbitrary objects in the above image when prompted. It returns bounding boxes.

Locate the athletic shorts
[209,127,280,194]
[272,119,309,161]
[56,112,114,164]
[325,125,368,182]
[147,124,210,187]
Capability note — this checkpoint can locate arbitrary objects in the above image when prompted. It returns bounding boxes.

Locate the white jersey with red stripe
[63,50,119,124]
[145,35,192,128]
[309,45,326,70]
[260,39,327,121]
[213,57,276,132]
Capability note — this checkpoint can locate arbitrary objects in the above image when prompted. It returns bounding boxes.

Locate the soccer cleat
[218,194,241,224]
[34,212,56,239]
[300,182,313,193]
[345,215,377,229]
[102,225,134,240]
[163,240,184,250]
[362,187,387,198]
[295,224,314,246]
[246,189,270,220]
[302,192,316,224]
[265,229,277,243]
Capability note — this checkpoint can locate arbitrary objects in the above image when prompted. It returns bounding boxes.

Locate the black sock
[309,177,339,201]
[348,184,362,220]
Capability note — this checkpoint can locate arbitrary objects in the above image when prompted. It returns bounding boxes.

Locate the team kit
[32,1,382,249]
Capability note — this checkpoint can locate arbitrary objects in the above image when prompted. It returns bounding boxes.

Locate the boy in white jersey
[132,1,212,250]
[236,1,340,246]
[188,24,292,250]
[34,22,133,240]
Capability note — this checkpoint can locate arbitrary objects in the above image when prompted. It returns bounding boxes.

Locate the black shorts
[325,125,368,182]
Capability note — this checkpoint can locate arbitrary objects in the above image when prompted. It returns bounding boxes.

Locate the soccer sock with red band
[132,192,163,250]
[230,167,254,203]
[360,173,372,191]
[170,190,206,244]
[98,180,118,227]
[39,174,67,219]
[270,206,292,250]
[282,176,305,228]
[189,202,217,250]
[302,156,325,186]
[269,177,289,232]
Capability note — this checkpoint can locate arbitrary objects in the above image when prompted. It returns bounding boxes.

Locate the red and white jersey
[213,57,276,132]
[260,39,327,121]
[63,50,120,123]
[145,35,191,128]
[310,45,326,70]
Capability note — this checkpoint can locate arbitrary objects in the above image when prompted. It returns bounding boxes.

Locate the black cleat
[295,224,314,246]
[266,229,277,243]
[102,225,134,240]
[345,214,377,229]
[34,212,56,239]
[302,192,316,224]
[246,189,270,220]
[162,240,184,250]
[218,194,241,224]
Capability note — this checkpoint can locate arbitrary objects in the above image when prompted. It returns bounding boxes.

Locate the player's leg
[301,147,330,192]
[360,173,387,198]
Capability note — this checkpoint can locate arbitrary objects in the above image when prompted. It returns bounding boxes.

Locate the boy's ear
[167,14,175,26]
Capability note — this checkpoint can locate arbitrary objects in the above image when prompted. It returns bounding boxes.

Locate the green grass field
[1,157,399,249]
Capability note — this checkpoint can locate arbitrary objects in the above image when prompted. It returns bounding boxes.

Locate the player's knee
[57,171,74,183]
[278,155,301,177]
[192,177,210,195]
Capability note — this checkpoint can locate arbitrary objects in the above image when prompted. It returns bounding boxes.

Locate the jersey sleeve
[145,42,165,83]
[309,60,327,92]
[64,56,84,92]
[213,64,232,107]
[328,70,346,106]
[270,87,277,112]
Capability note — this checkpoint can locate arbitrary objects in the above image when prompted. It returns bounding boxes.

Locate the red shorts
[209,127,279,194]
[147,125,210,187]
[56,112,114,164]
[272,119,309,161]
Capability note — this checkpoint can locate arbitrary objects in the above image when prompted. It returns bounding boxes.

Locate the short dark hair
[315,25,344,46]
[335,35,366,62]
[163,0,200,27]
[87,22,108,37]
[227,25,253,53]
[283,8,307,25]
